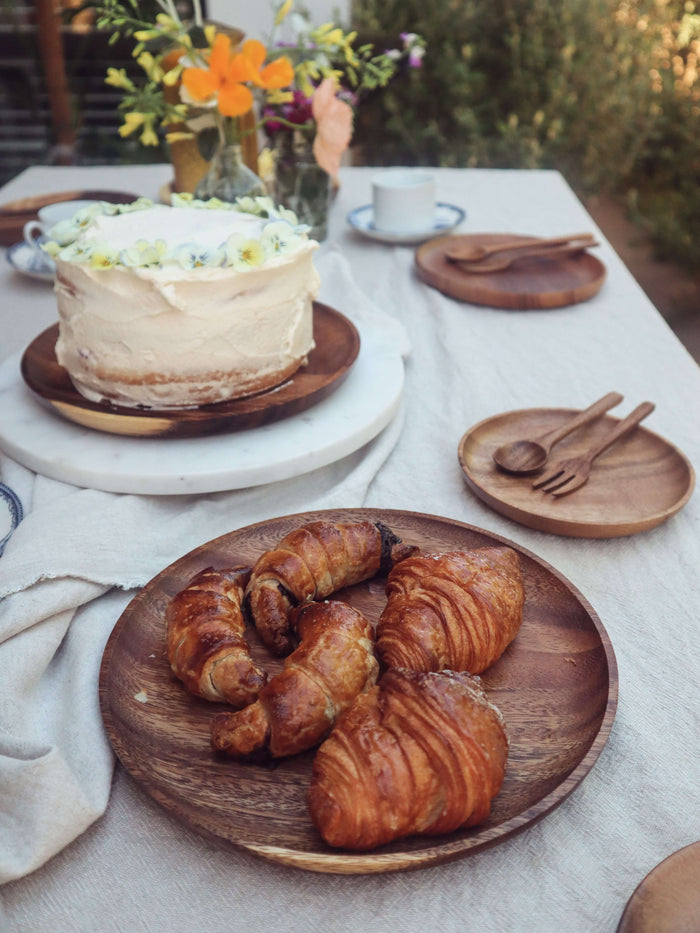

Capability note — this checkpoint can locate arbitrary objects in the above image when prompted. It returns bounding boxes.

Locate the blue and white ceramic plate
[6,240,55,282]
[347,202,466,245]
[0,482,23,556]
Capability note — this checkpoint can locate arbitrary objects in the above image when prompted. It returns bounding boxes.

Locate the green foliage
[351,0,700,270]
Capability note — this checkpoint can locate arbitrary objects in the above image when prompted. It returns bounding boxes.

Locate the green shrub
[351,0,700,270]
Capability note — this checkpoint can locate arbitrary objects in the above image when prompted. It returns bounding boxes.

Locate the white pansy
[49,219,81,246]
[261,220,302,255]
[173,243,226,269]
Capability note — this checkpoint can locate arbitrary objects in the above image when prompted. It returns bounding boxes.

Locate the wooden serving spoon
[445,232,596,264]
[493,391,624,475]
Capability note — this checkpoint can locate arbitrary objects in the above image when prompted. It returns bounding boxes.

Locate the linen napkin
[0,249,409,884]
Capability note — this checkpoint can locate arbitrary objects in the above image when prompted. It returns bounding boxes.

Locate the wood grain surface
[458,407,695,538]
[617,840,700,933]
[20,303,360,437]
[99,507,618,875]
[415,234,606,309]
[0,189,139,246]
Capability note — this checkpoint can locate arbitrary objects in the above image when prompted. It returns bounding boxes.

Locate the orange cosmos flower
[182,35,293,118]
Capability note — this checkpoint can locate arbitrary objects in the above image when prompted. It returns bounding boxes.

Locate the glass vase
[194,143,266,203]
[272,132,331,242]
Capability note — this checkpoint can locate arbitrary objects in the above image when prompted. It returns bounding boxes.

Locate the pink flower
[311,78,353,182]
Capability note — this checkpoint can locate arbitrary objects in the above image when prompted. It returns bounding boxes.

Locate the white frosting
[53,204,319,408]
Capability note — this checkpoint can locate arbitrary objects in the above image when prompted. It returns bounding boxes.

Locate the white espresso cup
[372,170,436,233]
[23,199,99,253]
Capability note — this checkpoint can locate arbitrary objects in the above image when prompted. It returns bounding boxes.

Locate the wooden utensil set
[446,232,599,274]
[493,393,655,497]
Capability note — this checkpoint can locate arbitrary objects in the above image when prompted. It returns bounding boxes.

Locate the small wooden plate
[0,189,139,247]
[99,507,618,875]
[458,407,695,538]
[617,840,700,932]
[20,303,360,438]
[415,234,606,309]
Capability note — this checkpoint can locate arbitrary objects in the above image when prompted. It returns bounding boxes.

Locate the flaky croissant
[244,519,417,656]
[376,547,524,675]
[165,566,267,708]
[211,600,379,759]
[308,668,508,850]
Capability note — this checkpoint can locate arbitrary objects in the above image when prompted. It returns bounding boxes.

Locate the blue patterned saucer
[0,482,23,556]
[6,240,55,282]
[347,202,466,245]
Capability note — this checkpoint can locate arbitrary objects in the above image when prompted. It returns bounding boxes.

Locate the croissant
[244,519,417,656]
[165,566,267,708]
[308,668,508,850]
[211,600,379,759]
[376,547,524,675]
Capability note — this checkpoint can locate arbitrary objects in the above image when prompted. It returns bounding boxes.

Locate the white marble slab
[0,323,404,495]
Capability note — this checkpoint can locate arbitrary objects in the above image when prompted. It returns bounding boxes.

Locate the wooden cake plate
[0,189,139,247]
[99,507,618,875]
[415,234,606,309]
[458,406,695,538]
[21,303,360,438]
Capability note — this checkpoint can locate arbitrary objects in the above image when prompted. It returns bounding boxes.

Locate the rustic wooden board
[415,234,606,309]
[0,189,139,246]
[458,407,695,538]
[99,507,618,875]
[20,303,360,437]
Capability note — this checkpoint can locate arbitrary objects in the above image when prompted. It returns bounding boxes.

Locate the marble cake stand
[0,324,404,495]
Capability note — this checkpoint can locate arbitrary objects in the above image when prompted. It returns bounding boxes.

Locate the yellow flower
[118,112,146,137]
[140,122,159,146]
[275,0,293,25]
[90,251,118,269]
[136,52,164,82]
[105,67,134,90]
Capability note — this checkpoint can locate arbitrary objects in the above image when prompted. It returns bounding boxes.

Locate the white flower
[173,243,225,268]
[261,220,302,255]
[49,219,80,246]
[120,239,167,267]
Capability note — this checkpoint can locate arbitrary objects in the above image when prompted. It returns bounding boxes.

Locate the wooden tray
[99,507,618,875]
[617,840,700,932]
[415,234,606,309]
[458,407,695,538]
[20,303,360,438]
[0,189,139,247]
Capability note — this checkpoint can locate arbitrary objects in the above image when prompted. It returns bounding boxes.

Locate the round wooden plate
[20,303,360,438]
[617,840,700,932]
[458,407,695,538]
[415,234,606,309]
[99,507,618,875]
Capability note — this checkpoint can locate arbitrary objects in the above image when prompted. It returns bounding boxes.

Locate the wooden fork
[532,401,655,496]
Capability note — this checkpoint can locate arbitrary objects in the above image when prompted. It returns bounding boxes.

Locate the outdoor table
[0,163,698,933]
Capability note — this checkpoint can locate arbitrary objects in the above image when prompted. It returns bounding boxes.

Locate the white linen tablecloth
[0,164,699,933]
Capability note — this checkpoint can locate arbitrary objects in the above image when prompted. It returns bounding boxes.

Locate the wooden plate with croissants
[99,508,618,874]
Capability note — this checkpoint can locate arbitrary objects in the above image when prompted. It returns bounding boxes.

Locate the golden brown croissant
[244,519,417,656]
[210,600,379,759]
[165,566,267,707]
[308,668,508,850]
[376,547,524,675]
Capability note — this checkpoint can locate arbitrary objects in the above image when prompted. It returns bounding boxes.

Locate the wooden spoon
[446,232,596,263]
[493,391,624,475]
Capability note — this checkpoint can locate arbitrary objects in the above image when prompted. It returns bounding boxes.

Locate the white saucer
[347,203,466,244]
[6,241,55,282]
[0,323,404,495]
